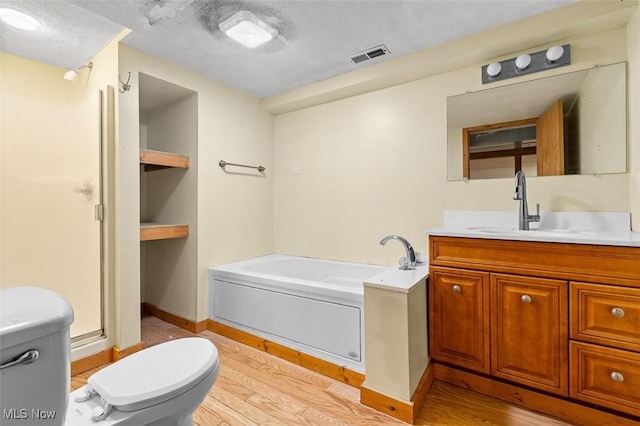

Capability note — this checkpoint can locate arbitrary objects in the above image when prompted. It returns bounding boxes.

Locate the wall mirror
[447,62,626,181]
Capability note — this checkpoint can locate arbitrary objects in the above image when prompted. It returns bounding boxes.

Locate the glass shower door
[0,57,103,340]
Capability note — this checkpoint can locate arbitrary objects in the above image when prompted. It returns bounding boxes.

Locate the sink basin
[467,227,597,237]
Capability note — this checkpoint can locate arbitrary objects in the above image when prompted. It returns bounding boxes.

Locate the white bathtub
[208,254,387,372]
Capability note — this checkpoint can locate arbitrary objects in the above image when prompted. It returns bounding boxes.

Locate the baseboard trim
[434,363,638,426]
[411,362,435,420]
[112,342,145,361]
[71,349,112,376]
[70,341,147,376]
[207,319,365,388]
[360,363,434,424]
[142,302,207,333]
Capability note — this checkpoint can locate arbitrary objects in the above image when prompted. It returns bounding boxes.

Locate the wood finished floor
[71,315,574,425]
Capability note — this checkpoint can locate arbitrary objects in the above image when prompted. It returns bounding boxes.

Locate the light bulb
[515,54,531,71]
[546,45,564,62]
[64,70,78,82]
[486,62,502,77]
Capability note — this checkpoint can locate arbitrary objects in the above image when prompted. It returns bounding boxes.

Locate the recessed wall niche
[139,73,198,318]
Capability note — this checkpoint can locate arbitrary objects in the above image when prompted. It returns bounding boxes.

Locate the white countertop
[427,211,640,247]
[365,264,429,293]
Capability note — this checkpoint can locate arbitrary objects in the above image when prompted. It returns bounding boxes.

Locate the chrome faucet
[380,235,416,270]
[513,170,540,230]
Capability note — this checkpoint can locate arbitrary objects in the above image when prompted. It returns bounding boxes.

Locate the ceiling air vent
[351,45,390,64]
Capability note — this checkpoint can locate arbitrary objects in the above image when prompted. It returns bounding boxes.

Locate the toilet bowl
[0,287,219,426]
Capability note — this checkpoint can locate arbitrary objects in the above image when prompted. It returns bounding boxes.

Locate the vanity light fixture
[0,7,40,31]
[219,10,277,48]
[482,44,570,84]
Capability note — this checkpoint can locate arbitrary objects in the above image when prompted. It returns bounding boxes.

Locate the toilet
[0,287,219,426]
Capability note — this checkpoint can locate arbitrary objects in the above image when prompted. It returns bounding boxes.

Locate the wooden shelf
[140,149,190,171]
[140,223,189,241]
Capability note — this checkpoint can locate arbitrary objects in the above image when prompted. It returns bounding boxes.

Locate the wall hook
[119,72,131,93]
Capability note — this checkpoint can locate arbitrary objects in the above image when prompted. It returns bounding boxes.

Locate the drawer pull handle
[521,294,532,303]
[611,371,624,383]
[452,285,461,293]
[611,307,625,318]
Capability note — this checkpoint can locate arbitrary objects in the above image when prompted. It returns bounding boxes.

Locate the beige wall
[274,27,634,266]
[118,45,274,331]
[629,8,640,230]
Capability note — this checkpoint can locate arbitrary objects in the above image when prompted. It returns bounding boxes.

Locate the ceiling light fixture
[219,10,277,49]
[0,7,40,31]
[64,62,93,82]
[482,44,570,84]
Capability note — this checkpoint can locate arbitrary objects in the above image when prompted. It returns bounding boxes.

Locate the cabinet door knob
[452,285,461,293]
[611,307,625,318]
[521,294,532,303]
[610,371,624,382]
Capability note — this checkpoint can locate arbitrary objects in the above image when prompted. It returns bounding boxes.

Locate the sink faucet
[513,170,540,230]
[380,235,416,270]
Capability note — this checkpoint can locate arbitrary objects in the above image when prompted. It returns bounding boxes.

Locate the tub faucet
[513,170,540,230]
[380,235,416,270]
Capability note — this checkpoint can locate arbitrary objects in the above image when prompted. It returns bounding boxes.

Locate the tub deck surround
[209,254,387,373]
[365,264,429,293]
[362,265,430,423]
[428,210,640,246]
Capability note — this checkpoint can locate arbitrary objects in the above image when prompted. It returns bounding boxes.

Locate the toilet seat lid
[88,337,218,412]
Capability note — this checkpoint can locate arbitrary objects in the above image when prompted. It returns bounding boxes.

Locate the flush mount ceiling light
[219,10,277,48]
[0,7,41,31]
[482,44,570,84]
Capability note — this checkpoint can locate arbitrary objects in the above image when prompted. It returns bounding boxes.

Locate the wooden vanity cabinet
[429,236,640,422]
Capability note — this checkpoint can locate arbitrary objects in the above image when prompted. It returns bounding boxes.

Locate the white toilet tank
[0,287,74,426]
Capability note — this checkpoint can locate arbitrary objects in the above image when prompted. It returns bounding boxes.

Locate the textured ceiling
[1,0,575,98]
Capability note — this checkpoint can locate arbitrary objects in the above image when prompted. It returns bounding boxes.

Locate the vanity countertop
[365,264,429,293]
[427,211,640,247]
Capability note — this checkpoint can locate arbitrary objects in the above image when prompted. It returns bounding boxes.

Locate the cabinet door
[491,273,568,395]
[429,267,490,373]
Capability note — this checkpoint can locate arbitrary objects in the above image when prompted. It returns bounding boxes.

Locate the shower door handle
[0,349,39,369]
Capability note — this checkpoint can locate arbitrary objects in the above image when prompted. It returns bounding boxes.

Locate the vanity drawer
[570,341,640,417]
[571,282,640,352]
